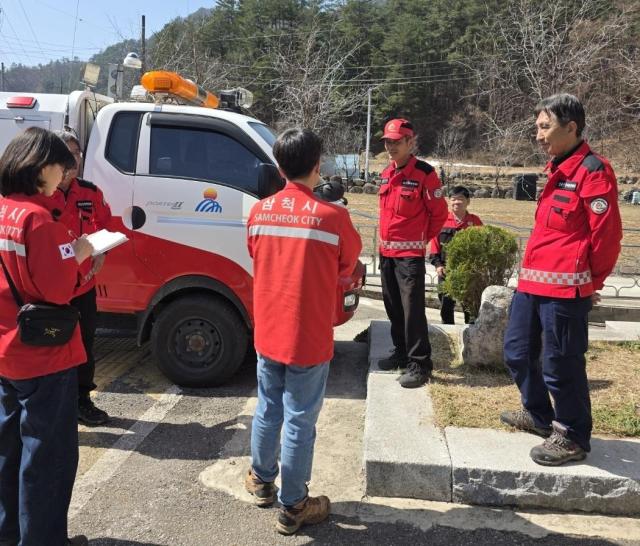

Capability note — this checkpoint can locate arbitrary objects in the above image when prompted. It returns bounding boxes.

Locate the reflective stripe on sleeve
[249,224,339,246]
[0,238,26,256]
[380,239,426,250]
[519,268,592,286]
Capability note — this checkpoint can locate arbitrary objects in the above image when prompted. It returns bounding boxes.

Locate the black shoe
[398,362,429,388]
[378,350,409,371]
[78,396,110,426]
[68,535,89,546]
[500,408,552,438]
[530,421,587,466]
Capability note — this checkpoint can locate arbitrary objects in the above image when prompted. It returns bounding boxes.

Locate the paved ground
[68,299,640,545]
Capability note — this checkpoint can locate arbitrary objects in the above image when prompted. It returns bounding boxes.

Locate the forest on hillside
[3,0,640,170]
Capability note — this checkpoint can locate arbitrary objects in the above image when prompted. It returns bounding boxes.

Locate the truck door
[132,112,270,279]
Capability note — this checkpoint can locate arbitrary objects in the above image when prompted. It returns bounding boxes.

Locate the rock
[330,175,342,184]
[460,286,514,369]
[491,187,502,198]
[363,183,378,194]
[474,188,490,198]
[352,178,365,187]
[504,190,514,199]
[349,185,364,193]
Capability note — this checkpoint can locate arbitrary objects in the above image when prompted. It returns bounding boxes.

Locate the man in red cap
[377,119,448,388]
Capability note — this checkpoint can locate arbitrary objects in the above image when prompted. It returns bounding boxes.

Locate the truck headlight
[344,293,357,308]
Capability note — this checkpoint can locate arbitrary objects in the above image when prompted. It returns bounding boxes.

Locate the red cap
[381,118,414,140]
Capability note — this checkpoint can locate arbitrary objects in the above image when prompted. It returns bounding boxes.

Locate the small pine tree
[441,225,519,320]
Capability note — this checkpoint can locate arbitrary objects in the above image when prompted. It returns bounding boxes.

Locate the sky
[0,0,213,67]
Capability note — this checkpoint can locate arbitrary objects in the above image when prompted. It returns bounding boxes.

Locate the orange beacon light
[140,71,220,109]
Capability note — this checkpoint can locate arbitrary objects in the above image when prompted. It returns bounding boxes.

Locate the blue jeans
[0,368,79,546]
[504,291,592,451]
[250,355,330,507]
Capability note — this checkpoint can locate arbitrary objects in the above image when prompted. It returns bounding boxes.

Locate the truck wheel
[151,295,248,387]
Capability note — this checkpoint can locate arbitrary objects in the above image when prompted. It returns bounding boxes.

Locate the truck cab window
[150,125,261,195]
[106,111,143,173]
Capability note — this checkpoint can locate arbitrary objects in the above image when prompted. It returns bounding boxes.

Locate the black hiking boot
[530,421,587,466]
[378,349,409,371]
[398,362,430,388]
[500,408,552,438]
[78,396,110,426]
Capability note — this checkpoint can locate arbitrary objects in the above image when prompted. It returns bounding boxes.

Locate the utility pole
[1,62,5,92]
[141,15,146,74]
[364,87,372,183]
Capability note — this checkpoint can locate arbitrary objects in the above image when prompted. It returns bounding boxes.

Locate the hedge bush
[441,225,519,320]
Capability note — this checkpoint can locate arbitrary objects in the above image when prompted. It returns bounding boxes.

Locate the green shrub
[441,225,519,320]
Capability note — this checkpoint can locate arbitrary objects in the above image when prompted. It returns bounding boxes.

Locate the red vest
[248,182,362,365]
[429,211,483,267]
[50,178,112,295]
[518,142,622,298]
[378,156,448,258]
[0,193,86,380]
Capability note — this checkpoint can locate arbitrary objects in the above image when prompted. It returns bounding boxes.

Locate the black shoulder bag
[0,254,79,346]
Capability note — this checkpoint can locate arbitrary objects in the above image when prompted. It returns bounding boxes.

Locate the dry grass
[429,341,640,437]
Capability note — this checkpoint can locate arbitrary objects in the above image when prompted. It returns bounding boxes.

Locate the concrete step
[363,320,640,516]
[604,321,640,337]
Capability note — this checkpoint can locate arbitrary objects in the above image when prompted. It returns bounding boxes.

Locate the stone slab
[363,373,452,501]
[365,320,451,500]
[446,427,640,516]
[604,321,640,338]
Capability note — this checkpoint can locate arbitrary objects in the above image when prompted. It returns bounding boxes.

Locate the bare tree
[466,0,632,168]
[435,118,466,190]
[267,21,367,137]
[150,19,234,91]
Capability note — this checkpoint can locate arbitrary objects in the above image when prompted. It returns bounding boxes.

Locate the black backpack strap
[0,253,24,308]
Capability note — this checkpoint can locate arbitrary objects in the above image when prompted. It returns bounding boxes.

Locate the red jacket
[248,182,362,365]
[0,193,86,380]
[518,142,622,298]
[51,177,112,295]
[378,156,448,257]
[429,212,483,267]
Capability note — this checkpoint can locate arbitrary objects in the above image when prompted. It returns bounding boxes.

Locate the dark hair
[535,93,585,137]
[55,129,81,150]
[0,127,76,196]
[273,128,323,181]
[450,185,470,199]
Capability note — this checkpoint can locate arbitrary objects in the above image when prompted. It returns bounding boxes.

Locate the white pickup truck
[0,82,364,387]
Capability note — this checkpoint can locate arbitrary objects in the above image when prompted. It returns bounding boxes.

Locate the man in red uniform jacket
[501,94,622,466]
[429,185,483,324]
[54,132,112,426]
[244,128,361,535]
[377,119,448,388]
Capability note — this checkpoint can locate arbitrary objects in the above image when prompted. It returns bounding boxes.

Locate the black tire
[150,295,248,387]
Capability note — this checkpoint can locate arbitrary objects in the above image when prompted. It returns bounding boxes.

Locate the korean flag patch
[590,198,608,215]
[59,243,75,260]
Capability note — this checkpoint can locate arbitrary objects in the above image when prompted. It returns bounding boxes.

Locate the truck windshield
[248,122,276,148]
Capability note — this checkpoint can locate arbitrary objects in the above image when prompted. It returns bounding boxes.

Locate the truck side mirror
[257,163,284,198]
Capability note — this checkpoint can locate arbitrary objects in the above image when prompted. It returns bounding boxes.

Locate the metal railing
[352,210,640,299]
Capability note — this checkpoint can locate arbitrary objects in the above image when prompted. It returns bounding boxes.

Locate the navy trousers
[0,367,79,546]
[504,291,592,451]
